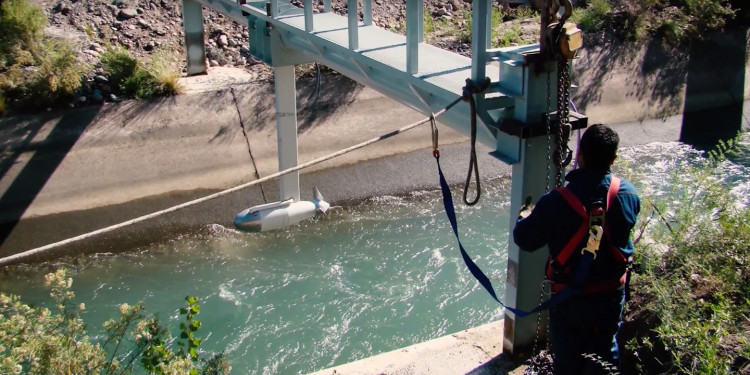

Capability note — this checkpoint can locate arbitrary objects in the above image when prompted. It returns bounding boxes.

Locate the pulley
[545,0,583,60]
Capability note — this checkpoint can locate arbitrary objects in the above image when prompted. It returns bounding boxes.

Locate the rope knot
[462,77,491,102]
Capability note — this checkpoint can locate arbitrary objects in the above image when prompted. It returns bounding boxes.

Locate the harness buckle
[581,224,603,259]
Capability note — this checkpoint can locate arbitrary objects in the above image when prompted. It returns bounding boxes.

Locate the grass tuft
[101,47,182,99]
[571,0,612,32]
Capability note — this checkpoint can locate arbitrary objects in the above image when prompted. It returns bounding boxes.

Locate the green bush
[571,0,612,32]
[32,40,86,106]
[625,137,750,374]
[101,47,183,99]
[0,0,46,66]
[681,0,736,34]
[0,0,86,109]
[0,269,230,375]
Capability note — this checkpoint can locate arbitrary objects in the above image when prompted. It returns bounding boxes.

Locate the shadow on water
[0,105,102,251]
[680,28,749,148]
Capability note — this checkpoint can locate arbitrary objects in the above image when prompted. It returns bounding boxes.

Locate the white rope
[0,101,459,266]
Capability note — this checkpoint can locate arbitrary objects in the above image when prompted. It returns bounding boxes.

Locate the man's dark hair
[579,124,619,170]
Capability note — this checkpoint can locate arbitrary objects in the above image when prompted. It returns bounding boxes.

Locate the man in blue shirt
[513,124,641,374]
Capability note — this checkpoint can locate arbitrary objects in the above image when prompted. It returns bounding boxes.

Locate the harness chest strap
[554,176,622,266]
[548,176,627,294]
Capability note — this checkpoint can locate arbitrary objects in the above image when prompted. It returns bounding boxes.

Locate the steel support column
[274,65,301,202]
[503,59,557,358]
[304,0,313,31]
[347,0,358,49]
[471,0,491,83]
[182,0,207,76]
[363,0,372,26]
[406,0,422,74]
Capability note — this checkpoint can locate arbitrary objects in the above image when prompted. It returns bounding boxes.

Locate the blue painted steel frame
[189,0,533,163]
[183,0,567,358]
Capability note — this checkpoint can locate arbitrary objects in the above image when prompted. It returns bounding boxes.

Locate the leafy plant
[0,0,88,110]
[0,0,46,63]
[101,46,182,99]
[31,39,87,106]
[623,135,750,374]
[496,23,523,47]
[178,296,203,364]
[571,0,612,32]
[0,269,230,375]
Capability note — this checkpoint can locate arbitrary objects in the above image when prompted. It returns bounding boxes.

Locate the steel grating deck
[278,12,501,98]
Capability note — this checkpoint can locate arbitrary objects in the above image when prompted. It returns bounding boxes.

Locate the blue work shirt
[513,167,641,284]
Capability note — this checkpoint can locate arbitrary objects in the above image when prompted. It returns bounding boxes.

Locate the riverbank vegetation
[0,0,182,114]
[0,269,229,375]
[617,137,750,374]
[0,0,86,112]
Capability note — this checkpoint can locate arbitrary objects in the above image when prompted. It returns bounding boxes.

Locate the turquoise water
[2,138,749,374]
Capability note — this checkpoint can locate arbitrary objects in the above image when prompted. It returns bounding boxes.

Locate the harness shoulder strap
[604,176,628,264]
[554,187,588,266]
[555,175,623,267]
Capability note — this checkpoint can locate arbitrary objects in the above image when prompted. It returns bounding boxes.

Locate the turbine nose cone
[233,209,262,232]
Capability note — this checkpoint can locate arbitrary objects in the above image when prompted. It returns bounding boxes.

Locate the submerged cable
[0,96,463,267]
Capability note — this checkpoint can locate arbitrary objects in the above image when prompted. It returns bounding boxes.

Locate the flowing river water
[2,138,749,374]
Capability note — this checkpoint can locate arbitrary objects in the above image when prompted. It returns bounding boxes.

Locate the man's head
[577,124,619,170]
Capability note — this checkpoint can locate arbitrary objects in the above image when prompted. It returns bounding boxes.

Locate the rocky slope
[34,0,488,85]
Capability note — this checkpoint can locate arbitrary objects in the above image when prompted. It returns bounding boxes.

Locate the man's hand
[518,195,534,220]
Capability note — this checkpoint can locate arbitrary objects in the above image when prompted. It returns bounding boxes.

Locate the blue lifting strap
[435,154,591,317]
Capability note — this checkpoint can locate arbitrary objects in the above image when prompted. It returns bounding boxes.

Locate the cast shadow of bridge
[0,105,102,252]
[0,73,364,254]
[680,28,749,148]
[574,27,749,150]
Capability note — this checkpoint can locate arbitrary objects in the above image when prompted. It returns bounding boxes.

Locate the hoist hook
[558,0,572,24]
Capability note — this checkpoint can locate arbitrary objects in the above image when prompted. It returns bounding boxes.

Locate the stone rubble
[31,0,536,106]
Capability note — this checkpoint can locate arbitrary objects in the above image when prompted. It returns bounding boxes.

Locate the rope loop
[462,77,491,101]
[461,78,487,207]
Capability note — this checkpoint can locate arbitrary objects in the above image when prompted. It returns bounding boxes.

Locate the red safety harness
[546,176,629,294]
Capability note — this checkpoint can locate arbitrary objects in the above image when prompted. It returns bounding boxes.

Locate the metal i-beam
[471,0,491,83]
[273,23,511,159]
[304,0,313,31]
[274,65,300,202]
[406,0,423,74]
[502,54,558,357]
[363,0,372,25]
[182,0,206,75]
[347,0,358,49]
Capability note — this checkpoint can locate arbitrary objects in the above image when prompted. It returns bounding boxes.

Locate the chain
[553,58,571,188]
[524,280,552,375]
[544,67,552,192]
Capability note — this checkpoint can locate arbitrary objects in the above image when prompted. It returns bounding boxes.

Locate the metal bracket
[499,110,587,139]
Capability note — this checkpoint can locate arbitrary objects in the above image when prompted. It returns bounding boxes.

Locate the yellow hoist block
[560,22,583,59]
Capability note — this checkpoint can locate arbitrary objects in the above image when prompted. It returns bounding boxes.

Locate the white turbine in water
[233,187,330,232]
